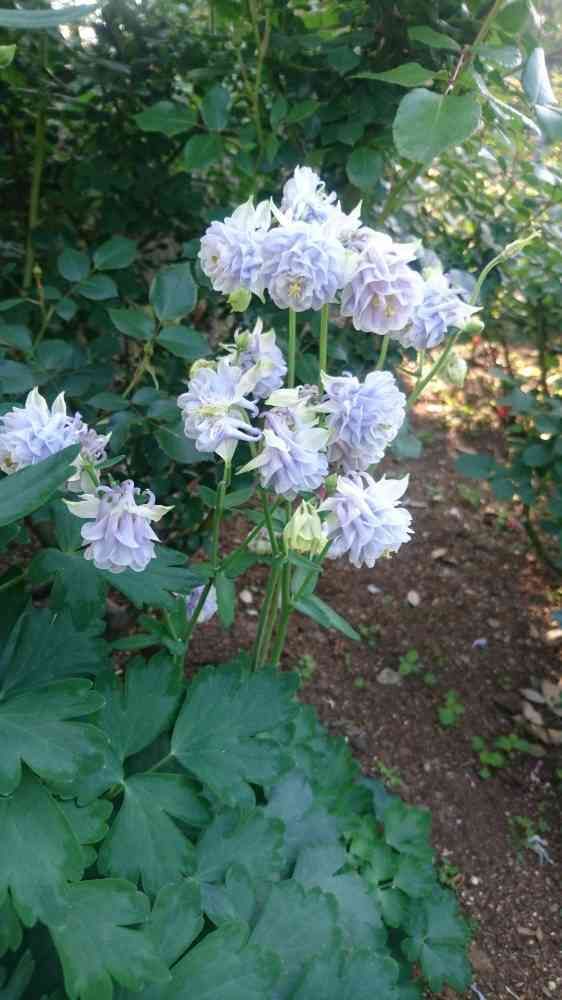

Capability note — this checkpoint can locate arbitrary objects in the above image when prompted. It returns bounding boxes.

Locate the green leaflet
[401,890,471,992]
[0,772,85,926]
[0,609,107,698]
[162,923,279,1000]
[0,679,108,796]
[171,665,298,806]
[250,882,340,999]
[103,546,204,610]
[195,809,285,884]
[0,445,80,527]
[49,880,170,1000]
[99,774,209,897]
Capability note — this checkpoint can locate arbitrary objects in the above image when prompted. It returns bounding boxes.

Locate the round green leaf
[183,133,223,170]
[93,237,137,271]
[149,263,197,322]
[346,147,384,190]
[201,84,231,131]
[57,248,90,283]
[393,89,482,164]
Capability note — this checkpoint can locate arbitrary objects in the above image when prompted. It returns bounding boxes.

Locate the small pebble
[240,588,254,605]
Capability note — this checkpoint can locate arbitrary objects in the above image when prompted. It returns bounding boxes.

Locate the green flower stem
[407,332,459,408]
[376,335,389,371]
[259,487,278,554]
[290,541,332,605]
[252,557,283,669]
[269,561,292,668]
[318,304,329,382]
[183,578,214,649]
[211,461,231,569]
[287,308,297,388]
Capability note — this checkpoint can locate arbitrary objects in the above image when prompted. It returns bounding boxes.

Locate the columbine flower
[340,232,424,335]
[241,410,329,499]
[231,318,287,399]
[319,472,412,568]
[280,165,338,224]
[319,370,406,471]
[177,359,261,461]
[0,387,109,487]
[260,221,347,312]
[198,198,271,296]
[185,585,218,624]
[284,500,327,557]
[393,271,478,350]
[65,480,172,574]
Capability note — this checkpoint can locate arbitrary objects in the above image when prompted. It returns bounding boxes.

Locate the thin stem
[376,335,389,371]
[211,462,231,569]
[259,487,278,554]
[147,752,175,774]
[0,572,26,594]
[33,304,55,349]
[252,559,283,669]
[523,507,562,576]
[318,304,329,382]
[183,578,213,648]
[379,163,420,224]
[23,101,47,291]
[221,499,281,573]
[269,566,291,668]
[287,309,297,388]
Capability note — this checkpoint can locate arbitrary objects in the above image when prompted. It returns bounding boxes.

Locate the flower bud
[462,316,484,336]
[189,358,216,376]
[228,287,252,312]
[442,351,468,388]
[283,500,327,557]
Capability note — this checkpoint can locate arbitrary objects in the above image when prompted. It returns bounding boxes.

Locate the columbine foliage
[0,648,471,1000]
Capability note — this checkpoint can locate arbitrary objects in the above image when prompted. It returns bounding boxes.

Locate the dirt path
[190,387,562,1000]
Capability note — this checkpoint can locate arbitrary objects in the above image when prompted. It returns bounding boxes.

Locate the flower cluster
[0,388,109,490]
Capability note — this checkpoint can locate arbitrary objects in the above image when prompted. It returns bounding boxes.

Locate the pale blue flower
[185,585,218,624]
[177,359,261,461]
[395,271,478,350]
[232,318,287,399]
[319,370,406,471]
[340,232,424,334]
[260,221,347,312]
[0,387,109,488]
[319,472,412,568]
[280,165,338,224]
[65,480,172,574]
[241,410,329,499]
[199,198,271,296]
